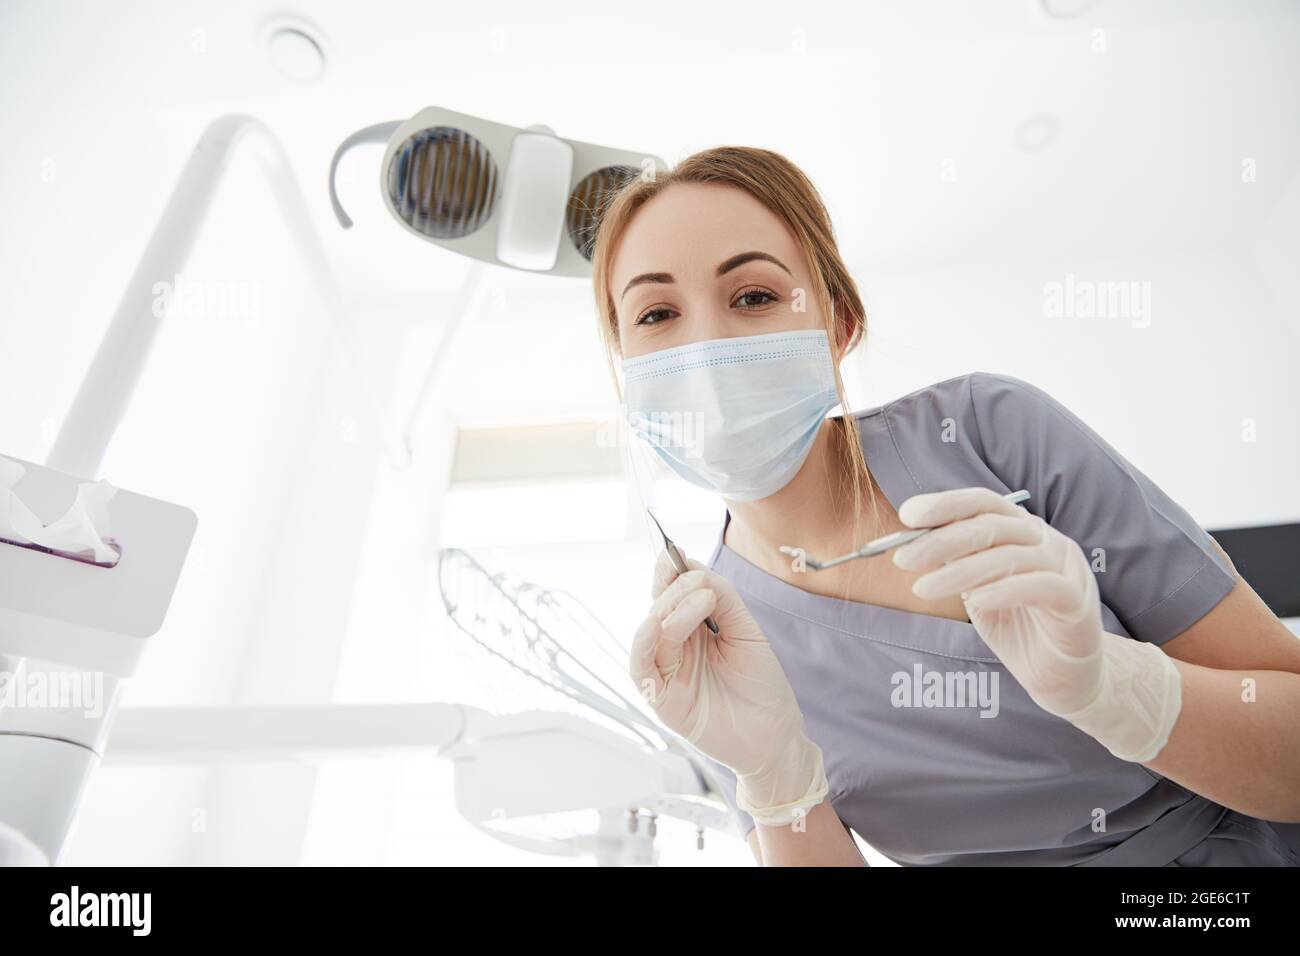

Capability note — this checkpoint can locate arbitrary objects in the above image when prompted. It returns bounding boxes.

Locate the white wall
[846,251,1300,529]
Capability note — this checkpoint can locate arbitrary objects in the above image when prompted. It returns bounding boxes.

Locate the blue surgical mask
[621,329,841,501]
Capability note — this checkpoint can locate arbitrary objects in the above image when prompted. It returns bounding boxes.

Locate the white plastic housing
[379,105,669,278]
[0,456,196,676]
[495,132,574,271]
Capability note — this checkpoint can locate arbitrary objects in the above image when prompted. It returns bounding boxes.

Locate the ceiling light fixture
[264,18,327,82]
[1039,0,1098,19]
[1014,113,1060,152]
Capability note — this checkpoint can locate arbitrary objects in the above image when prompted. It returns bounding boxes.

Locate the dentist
[591,147,1300,866]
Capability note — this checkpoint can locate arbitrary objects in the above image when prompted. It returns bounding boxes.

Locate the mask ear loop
[823,292,887,601]
[830,295,851,356]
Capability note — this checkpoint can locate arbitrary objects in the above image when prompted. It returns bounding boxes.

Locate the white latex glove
[630,549,828,827]
[892,487,1182,764]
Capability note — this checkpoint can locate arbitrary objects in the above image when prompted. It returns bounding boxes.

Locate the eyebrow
[620,250,793,301]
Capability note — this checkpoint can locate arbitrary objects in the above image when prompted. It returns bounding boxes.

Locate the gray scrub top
[696,371,1300,866]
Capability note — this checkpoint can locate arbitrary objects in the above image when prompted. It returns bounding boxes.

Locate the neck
[723,418,880,574]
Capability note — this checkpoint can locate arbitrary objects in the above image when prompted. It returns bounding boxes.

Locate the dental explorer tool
[647,509,720,634]
[779,489,1032,571]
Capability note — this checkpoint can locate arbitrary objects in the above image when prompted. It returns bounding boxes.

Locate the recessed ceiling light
[1039,0,1098,19]
[1014,114,1060,152]
[267,24,326,82]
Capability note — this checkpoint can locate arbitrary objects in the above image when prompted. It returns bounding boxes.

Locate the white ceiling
[1,0,1297,445]
[4,0,1296,287]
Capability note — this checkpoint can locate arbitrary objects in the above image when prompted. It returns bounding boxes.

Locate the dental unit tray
[0,456,196,676]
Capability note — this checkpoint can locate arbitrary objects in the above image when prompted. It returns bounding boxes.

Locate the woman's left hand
[891,487,1104,718]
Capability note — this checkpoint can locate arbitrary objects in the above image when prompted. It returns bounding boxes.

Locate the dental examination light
[327,107,668,463]
[328,105,668,275]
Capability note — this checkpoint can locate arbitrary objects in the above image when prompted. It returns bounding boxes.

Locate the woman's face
[610,182,828,359]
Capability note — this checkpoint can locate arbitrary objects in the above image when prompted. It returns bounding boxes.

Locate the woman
[589,147,1300,866]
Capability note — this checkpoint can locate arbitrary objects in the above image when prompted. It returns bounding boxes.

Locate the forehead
[608,182,802,290]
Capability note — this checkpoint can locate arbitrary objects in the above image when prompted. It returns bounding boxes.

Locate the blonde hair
[590,146,878,536]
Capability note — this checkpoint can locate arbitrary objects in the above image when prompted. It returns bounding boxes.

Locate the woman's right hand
[629,549,829,827]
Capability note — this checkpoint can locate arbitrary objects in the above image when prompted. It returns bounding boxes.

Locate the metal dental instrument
[647,510,720,634]
[779,489,1032,571]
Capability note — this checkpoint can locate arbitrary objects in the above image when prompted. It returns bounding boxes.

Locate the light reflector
[387,126,498,240]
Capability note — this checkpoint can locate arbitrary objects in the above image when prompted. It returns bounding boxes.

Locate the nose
[681,304,737,345]
[667,289,770,350]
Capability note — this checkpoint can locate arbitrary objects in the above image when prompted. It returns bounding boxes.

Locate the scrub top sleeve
[967,372,1237,646]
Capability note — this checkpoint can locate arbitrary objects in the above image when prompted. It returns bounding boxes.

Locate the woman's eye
[635,307,677,326]
[733,289,779,310]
